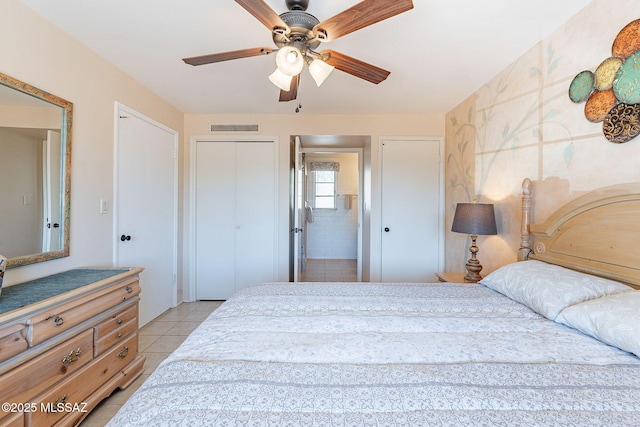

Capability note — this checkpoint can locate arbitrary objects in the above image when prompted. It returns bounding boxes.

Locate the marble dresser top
[0,268,130,315]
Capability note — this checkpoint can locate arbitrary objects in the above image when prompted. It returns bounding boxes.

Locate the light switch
[23,195,32,205]
[100,199,109,214]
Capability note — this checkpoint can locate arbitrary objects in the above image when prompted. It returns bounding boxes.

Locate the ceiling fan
[182,0,414,103]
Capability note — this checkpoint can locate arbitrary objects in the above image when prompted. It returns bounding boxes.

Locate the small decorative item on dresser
[0,255,6,296]
[451,203,498,283]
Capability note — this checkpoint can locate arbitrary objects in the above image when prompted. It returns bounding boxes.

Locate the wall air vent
[211,124,259,132]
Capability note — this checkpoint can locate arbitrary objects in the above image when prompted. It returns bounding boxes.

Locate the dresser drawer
[94,304,137,340]
[28,280,141,346]
[0,329,93,405]
[94,318,137,356]
[0,324,28,365]
[28,333,138,427]
[94,304,138,356]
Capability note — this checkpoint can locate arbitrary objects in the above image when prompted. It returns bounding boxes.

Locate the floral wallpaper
[444,0,640,276]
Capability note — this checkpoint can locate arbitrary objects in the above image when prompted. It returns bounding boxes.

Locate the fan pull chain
[295,88,302,113]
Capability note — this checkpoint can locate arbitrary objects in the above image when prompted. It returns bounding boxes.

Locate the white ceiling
[20,0,592,115]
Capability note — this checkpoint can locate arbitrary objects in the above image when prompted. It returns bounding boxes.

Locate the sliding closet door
[234,142,276,288]
[194,139,276,300]
[195,141,236,299]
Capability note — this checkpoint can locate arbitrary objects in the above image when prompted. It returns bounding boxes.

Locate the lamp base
[463,258,483,283]
[464,234,484,283]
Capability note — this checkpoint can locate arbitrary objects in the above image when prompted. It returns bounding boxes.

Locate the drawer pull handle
[54,316,64,326]
[117,332,123,339]
[125,285,133,294]
[117,318,123,325]
[54,394,68,406]
[117,346,129,359]
[62,348,83,365]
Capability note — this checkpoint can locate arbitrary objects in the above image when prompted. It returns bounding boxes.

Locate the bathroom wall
[305,152,359,260]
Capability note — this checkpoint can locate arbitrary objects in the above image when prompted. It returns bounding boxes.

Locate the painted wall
[305,153,359,260]
[444,0,640,276]
[1,0,184,287]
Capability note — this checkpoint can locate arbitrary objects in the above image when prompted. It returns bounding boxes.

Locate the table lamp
[451,203,497,282]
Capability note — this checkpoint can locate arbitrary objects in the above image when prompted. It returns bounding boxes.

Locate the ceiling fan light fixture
[276,46,304,76]
[269,68,292,91]
[308,58,335,87]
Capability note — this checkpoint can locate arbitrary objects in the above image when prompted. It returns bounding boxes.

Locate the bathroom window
[313,170,336,209]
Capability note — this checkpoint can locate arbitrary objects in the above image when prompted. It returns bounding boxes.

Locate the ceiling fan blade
[235,0,290,34]
[182,47,274,66]
[313,0,413,42]
[322,50,390,84]
[279,74,300,102]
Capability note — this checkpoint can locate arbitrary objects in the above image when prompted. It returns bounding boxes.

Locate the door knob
[120,234,132,241]
[384,227,390,232]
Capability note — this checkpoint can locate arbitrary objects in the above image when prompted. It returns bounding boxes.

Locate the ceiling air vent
[211,124,259,132]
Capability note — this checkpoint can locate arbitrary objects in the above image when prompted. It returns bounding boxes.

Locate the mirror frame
[0,72,72,268]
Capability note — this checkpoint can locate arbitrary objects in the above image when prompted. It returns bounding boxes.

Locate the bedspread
[108,283,640,426]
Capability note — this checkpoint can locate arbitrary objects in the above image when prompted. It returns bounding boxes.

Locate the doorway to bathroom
[302,151,359,281]
[290,135,367,283]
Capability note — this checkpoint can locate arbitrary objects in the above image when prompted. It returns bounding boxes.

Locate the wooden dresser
[0,268,145,426]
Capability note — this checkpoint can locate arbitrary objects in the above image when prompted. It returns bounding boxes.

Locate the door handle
[120,234,132,241]
[384,227,390,232]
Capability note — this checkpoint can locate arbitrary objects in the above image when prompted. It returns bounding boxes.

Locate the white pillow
[556,291,640,358]
[480,260,632,320]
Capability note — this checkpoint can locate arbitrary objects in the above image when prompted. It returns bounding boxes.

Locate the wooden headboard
[520,178,640,289]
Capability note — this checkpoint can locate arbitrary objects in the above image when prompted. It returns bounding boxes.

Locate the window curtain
[308,161,340,172]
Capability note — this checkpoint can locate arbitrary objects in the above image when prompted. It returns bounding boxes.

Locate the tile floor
[79,300,223,426]
[300,258,357,282]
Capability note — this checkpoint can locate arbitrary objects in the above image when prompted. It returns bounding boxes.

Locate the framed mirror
[0,72,72,268]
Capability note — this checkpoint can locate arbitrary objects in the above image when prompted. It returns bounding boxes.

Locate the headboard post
[517,178,533,261]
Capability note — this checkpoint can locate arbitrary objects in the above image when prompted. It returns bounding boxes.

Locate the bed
[107,179,640,426]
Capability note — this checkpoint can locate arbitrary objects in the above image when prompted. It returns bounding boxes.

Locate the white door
[48,130,62,252]
[41,130,62,252]
[194,139,276,300]
[292,136,303,281]
[116,106,177,326]
[195,141,236,299]
[381,139,440,282]
[235,142,276,288]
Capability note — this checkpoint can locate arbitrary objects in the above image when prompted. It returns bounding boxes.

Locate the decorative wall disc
[602,103,640,143]
[612,18,640,59]
[594,57,623,91]
[613,50,640,104]
[585,89,618,123]
[569,70,595,103]
[570,19,640,143]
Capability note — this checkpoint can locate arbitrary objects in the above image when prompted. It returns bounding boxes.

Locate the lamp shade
[451,203,497,235]
[268,68,292,91]
[308,59,335,87]
[275,46,304,76]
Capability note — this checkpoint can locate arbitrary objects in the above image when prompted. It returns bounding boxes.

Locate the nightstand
[435,272,475,284]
